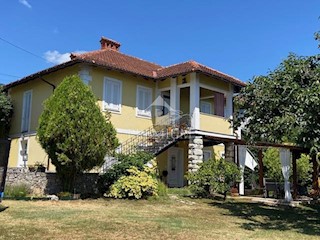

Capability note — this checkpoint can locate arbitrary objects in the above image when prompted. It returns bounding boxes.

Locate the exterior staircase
[120,113,191,156]
[102,113,191,171]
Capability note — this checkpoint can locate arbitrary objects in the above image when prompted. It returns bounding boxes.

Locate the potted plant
[35,162,46,172]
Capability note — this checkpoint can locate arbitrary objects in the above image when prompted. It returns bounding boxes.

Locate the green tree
[37,75,118,191]
[263,148,283,181]
[0,87,13,138]
[233,54,320,190]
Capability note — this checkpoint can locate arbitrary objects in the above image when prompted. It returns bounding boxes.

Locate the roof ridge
[157,60,198,71]
[74,48,162,68]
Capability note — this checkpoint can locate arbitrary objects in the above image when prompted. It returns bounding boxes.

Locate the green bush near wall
[4,183,31,198]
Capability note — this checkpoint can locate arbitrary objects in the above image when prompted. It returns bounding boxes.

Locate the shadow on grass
[0,204,9,212]
[209,200,320,236]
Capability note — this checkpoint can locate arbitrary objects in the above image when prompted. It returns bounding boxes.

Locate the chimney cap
[100,36,121,51]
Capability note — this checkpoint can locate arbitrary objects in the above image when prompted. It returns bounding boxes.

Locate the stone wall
[5,168,99,196]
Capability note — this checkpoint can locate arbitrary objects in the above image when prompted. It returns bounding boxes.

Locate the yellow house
[4,37,245,187]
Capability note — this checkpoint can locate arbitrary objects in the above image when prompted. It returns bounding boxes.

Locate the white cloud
[44,50,70,64]
[44,50,86,65]
[19,0,32,9]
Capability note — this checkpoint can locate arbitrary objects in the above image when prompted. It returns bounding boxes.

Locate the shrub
[98,151,153,194]
[107,160,158,199]
[187,158,241,199]
[4,183,31,198]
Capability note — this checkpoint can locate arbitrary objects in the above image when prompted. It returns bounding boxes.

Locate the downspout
[40,77,56,92]
[40,77,55,171]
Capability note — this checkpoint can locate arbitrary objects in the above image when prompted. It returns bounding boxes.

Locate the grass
[0,195,319,240]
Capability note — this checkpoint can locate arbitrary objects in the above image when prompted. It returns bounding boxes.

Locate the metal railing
[119,113,191,156]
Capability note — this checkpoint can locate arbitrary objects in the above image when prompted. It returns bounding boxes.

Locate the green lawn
[0,195,319,240]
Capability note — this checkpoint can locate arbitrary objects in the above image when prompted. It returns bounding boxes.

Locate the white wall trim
[190,129,236,140]
[116,128,141,136]
[190,72,200,129]
[170,77,178,113]
[79,67,92,85]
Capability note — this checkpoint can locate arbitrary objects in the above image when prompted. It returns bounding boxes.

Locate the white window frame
[136,85,153,118]
[103,77,122,113]
[21,90,32,133]
[200,101,212,114]
[203,150,212,162]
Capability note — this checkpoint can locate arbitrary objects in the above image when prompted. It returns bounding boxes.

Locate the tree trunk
[312,153,319,191]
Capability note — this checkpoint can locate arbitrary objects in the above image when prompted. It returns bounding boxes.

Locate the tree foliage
[234,54,320,153]
[0,87,13,138]
[263,148,283,181]
[187,158,241,198]
[37,75,118,191]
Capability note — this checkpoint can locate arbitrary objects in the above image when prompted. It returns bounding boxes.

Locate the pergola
[203,135,318,202]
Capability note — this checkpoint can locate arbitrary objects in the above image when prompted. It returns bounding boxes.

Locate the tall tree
[38,75,118,191]
[233,54,320,190]
[0,87,13,138]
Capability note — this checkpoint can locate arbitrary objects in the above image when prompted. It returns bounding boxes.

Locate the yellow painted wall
[158,78,170,89]
[199,74,229,92]
[91,68,155,131]
[200,113,231,135]
[180,87,190,114]
[203,144,225,159]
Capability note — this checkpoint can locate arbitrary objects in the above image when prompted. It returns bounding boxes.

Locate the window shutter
[214,92,224,117]
[21,91,32,132]
[104,78,121,112]
[137,86,152,117]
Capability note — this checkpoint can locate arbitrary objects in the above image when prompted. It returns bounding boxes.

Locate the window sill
[136,114,152,119]
[103,109,121,115]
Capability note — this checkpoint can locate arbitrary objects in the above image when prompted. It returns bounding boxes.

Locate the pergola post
[291,150,299,200]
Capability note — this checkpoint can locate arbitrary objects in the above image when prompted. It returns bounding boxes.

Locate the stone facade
[188,136,203,172]
[224,142,235,162]
[5,168,99,196]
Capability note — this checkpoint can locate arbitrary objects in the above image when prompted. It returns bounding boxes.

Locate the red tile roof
[5,43,246,89]
[71,49,162,78]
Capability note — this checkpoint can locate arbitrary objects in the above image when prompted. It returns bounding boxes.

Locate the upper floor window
[21,90,32,132]
[136,85,152,117]
[103,77,122,112]
[200,101,212,114]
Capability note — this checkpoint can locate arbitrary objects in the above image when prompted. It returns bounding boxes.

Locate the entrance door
[167,147,184,187]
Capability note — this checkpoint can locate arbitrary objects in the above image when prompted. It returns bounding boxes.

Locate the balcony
[199,113,231,135]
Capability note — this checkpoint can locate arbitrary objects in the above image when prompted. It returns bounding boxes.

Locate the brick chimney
[100,37,121,51]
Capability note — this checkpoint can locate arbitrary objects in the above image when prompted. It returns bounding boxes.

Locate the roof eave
[3,59,84,90]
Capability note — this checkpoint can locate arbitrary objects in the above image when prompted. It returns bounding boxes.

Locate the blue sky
[0,0,319,84]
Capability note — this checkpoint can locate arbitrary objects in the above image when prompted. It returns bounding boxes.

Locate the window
[21,90,32,132]
[103,77,122,112]
[203,150,212,162]
[136,86,152,117]
[200,101,212,114]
